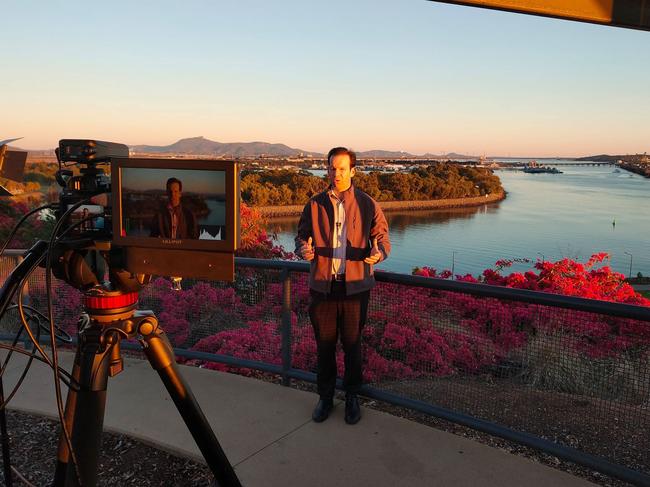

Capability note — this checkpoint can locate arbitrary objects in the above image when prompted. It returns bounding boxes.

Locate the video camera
[53,139,240,290]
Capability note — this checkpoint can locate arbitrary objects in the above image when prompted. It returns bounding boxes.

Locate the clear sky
[2,0,649,157]
[122,167,225,194]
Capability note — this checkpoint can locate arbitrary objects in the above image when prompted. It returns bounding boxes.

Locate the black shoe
[312,398,334,423]
[344,394,361,425]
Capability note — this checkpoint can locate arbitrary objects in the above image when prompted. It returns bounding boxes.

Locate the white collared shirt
[167,204,180,239]
[329,190,347,276]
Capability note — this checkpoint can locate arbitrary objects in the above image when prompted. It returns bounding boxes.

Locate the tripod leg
[53,332,111,487]
[139,319,242,487]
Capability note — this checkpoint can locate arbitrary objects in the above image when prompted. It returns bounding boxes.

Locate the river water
[266,162,650,277]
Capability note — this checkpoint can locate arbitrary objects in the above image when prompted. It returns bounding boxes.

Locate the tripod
[0,243,242,486]
[52,289,242,487]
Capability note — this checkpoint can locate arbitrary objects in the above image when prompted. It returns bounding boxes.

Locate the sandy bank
[256,191,506,217]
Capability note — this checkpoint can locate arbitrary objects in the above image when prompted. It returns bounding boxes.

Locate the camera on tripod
[0,139,244,487]
[54,139,240,283]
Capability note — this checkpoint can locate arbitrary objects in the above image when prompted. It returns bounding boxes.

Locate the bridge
[544,162,615,167]
[488,161,617,170]
[494,161,616,168]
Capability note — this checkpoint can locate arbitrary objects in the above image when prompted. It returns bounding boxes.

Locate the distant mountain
[20,136,501,161]
[130,136,322,158]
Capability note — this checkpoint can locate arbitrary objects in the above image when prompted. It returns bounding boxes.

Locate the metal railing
[1,250,649,486]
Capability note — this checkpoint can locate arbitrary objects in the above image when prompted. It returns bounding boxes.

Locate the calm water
[267,162,650,277]
[198,198,226,225]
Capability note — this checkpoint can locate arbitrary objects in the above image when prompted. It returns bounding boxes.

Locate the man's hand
[300,236,315,261]
[364,237,382,265]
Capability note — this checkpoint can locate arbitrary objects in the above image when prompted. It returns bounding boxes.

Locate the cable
[18,304,73,344]
[0,283,79,412]
[45,199,88,487]
[27,304,73,343]
[10,465,37,487]
[0,204,53,257]
[0,344,73,388]
[0,319,41,412]
[0,200,87,485]
[5,254,73,377]
[0,309,30,376]
[1,221,50,487]
[15,293,77,383]
[0,313,27,487]
[1,198,106,485]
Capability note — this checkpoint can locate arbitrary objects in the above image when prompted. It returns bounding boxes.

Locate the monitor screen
[120,167,227,241]
[112,158,239,253]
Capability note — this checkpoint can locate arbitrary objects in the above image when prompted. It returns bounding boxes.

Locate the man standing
[150,177,199,239]
[296,147,390,425]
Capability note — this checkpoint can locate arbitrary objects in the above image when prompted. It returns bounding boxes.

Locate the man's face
[328,154,355,193]
[168,182,182,207]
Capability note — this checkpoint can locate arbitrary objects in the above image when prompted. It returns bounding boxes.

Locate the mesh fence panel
[0,256,286,373]
[1,254,649,475]
[138,269,285,374]
[366,281,650,473]
[289,272,317,375]
[0,255,83,338]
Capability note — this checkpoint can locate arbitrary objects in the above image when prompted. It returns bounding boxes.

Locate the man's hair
[327,147,356,169]
[166,177,183,192]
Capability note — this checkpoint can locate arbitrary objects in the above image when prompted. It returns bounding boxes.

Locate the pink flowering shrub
[291,321,317,370]
[149,280,247,347]
[413,254,650,361]
[367,283,506,379]
[16,251,650,390]
[188,321,282,376]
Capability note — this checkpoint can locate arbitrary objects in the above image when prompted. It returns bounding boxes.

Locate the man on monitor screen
[150,177,199,239]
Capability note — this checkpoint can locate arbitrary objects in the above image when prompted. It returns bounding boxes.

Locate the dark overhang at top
[428,0,650,31]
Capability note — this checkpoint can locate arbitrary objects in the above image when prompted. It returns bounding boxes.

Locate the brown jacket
[295,185,390,295]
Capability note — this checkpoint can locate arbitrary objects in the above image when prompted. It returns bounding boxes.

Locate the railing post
[280,268,292,386]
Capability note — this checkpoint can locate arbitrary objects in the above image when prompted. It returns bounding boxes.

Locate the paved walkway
[3,351,595,486]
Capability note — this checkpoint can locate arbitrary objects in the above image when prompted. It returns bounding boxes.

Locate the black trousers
[309,282,370,399]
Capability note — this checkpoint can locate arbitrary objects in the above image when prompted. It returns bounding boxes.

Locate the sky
[2,0,649,157]
[122,167,225,194]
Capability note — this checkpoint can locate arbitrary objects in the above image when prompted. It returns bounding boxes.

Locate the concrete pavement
[2,351,595,486]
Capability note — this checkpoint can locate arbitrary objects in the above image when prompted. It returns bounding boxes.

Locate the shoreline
[619,163,650,179]
[256,191,506,217]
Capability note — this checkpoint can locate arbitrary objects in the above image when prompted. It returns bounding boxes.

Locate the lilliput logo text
[162,239,183,245]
